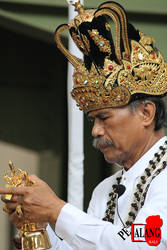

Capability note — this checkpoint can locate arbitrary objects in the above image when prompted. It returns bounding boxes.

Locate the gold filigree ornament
[55,1,167,112]
[118,40,167,96]
[71,31,90,56]
[3,161,51,250]
[88,29,111,54]
[4,160,28,201]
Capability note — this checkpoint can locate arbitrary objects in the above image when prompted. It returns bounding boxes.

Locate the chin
[104,152,123,165]
[104,155,115,164]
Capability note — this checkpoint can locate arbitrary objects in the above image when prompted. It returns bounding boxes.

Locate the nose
[92,118,105,138]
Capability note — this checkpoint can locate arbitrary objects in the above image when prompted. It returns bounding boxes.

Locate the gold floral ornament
[118,38,167,96]
[4,161,28,201]
[3,161,51,250]
[55,1,167,113]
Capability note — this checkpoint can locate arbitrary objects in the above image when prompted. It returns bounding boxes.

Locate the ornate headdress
[55,0,167,113]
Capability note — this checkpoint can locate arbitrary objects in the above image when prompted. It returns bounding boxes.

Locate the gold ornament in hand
[3,161,51,250]
[4,161,28,201]
[3,204,11,214]
[16,204,24,218]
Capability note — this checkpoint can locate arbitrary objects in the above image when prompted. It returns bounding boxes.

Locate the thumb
[28,175,43,185]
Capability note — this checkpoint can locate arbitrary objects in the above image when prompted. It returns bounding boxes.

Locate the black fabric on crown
[69,13,140,72]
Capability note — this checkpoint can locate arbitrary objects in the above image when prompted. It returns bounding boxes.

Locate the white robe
[47,136,167,249]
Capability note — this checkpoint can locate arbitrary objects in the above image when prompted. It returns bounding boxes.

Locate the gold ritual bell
[3,161,51,250]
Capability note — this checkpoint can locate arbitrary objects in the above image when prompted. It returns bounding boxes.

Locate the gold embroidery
[88,29,111,54]
[71,31,90,56]
[118,40,167,96]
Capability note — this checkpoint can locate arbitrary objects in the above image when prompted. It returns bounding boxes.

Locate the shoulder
[136,166,167,224]
[146,151,167,192]
[149,165,167,191]
[144,164,167,207]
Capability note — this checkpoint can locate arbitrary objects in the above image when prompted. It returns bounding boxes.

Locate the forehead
[88,108,114,117]
[87,106,133,118]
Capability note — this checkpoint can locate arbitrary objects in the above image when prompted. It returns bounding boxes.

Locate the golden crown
[55,1,167,113]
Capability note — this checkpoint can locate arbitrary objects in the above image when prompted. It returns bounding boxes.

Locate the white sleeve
[46,224,73,249]
[55,171,167,250]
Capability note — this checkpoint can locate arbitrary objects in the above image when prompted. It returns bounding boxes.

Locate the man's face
[88,106,146,168]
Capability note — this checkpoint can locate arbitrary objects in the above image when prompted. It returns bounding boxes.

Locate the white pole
[67,1,84,210]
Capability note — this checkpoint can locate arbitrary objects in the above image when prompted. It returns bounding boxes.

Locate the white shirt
[47,136,167,249]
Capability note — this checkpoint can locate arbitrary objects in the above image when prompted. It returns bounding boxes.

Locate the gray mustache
[93,137,114,149]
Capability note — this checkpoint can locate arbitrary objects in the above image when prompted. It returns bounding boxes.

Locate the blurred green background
[0,0,166,249]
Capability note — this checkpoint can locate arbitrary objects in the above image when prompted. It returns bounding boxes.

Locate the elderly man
[1,1,167,249]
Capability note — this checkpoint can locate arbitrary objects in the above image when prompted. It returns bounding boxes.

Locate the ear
[137,101,156,128]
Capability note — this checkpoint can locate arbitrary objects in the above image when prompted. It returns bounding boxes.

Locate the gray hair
[128,96,167,131]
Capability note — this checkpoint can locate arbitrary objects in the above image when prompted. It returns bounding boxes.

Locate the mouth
[98,144,109,152]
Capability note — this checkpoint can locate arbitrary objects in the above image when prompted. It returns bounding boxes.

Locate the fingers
[3,203,15,214]
[3,204,12,214]
[0,186,29,195]
[10,211,24,229]
[2,195,18,214]
[6,202,18,212]
[29,174,39,180]
[1,194,18,215]
[1,194,18,203]
[28,175,43,185]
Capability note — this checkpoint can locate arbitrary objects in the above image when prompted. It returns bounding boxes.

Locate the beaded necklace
[103,140,167,227]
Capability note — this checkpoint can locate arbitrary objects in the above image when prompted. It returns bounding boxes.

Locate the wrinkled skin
[89,103,163,169]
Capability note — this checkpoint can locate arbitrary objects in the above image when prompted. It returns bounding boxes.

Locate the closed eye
[97,115,110,121]
[87,116,94,123]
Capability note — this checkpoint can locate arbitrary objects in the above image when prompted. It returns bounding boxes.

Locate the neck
[123,130,164,170]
